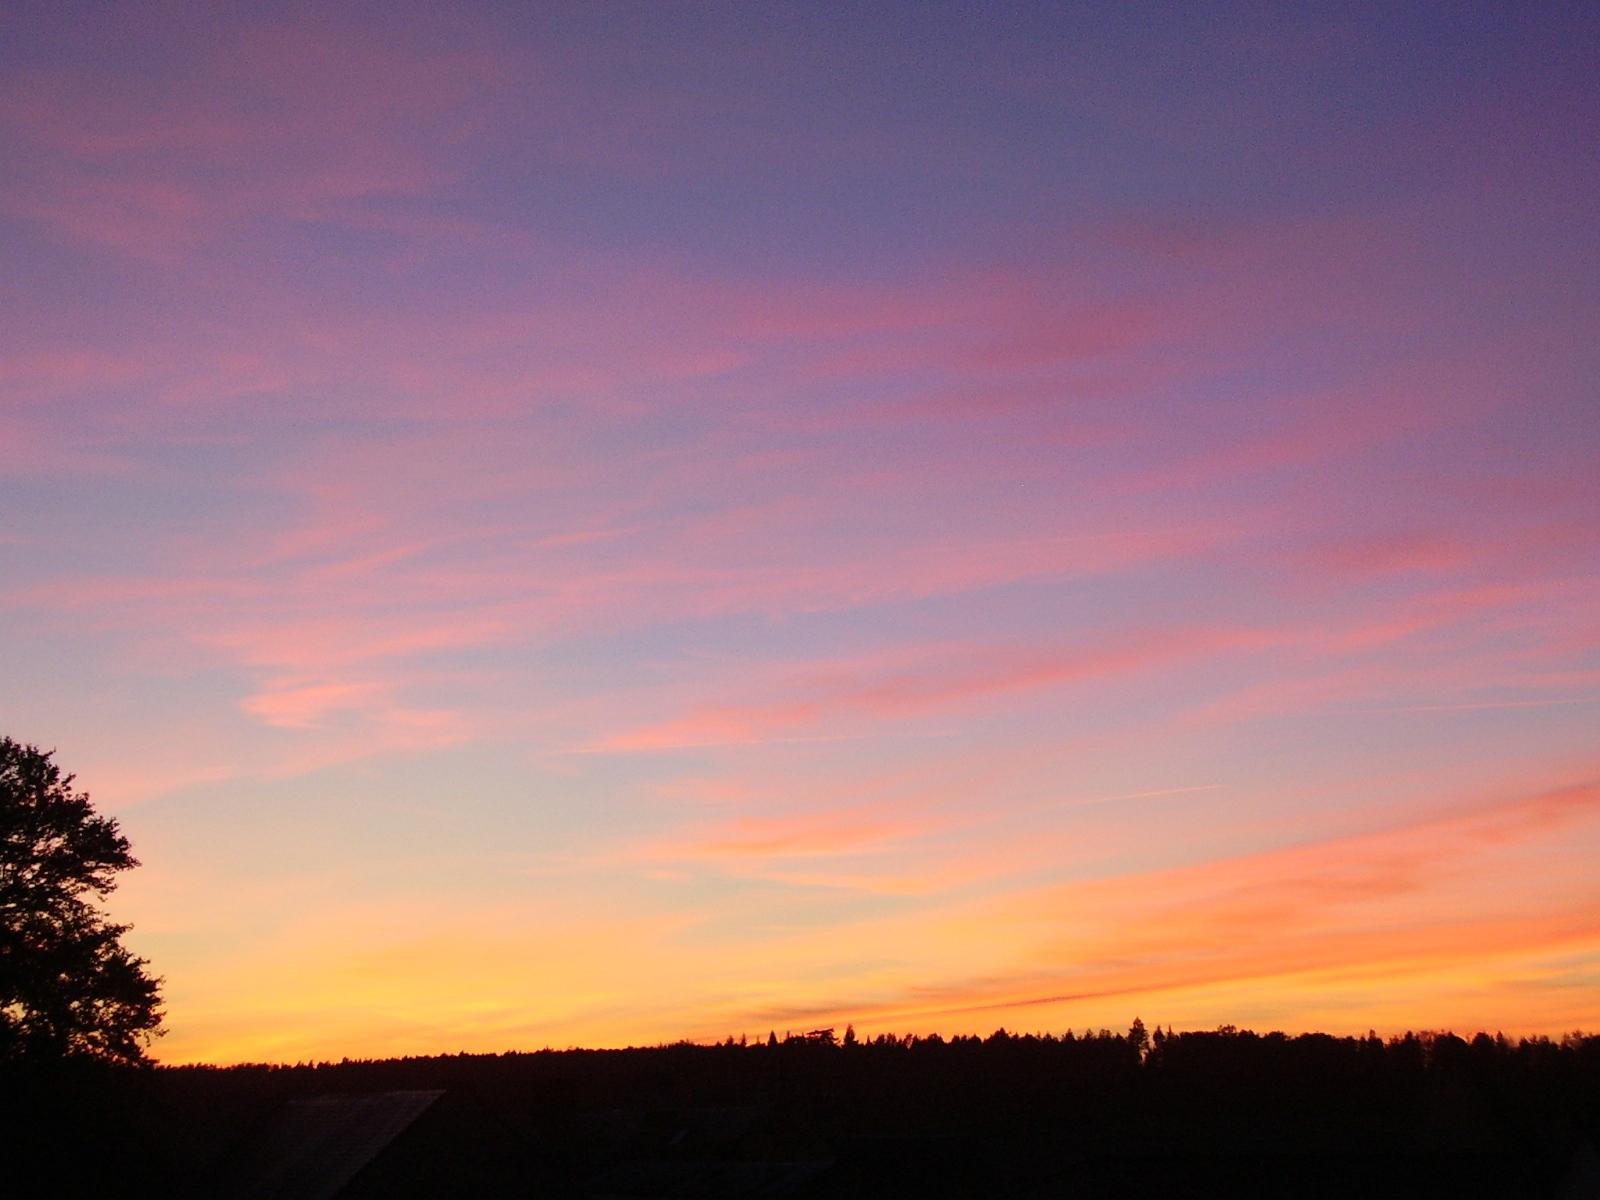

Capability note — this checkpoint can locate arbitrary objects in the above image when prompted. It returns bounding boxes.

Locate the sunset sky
[3,3,1598,1064]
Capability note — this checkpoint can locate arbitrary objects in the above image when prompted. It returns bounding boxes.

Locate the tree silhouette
[0,738,162,1063]
[1129,1016,1149,1059]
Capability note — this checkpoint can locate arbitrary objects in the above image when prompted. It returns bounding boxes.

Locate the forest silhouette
[7,1022,1599,1197]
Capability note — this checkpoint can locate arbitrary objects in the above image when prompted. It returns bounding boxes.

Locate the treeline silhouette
[8,1023,1599,1197]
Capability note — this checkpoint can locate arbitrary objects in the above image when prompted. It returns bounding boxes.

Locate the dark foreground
[9,1027,1600,1198]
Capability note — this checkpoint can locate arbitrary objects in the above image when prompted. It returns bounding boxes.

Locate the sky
[2,2,1598,1065]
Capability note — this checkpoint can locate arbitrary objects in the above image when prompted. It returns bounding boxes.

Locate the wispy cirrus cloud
[6,3,1598,1060]
[590,627,1267,752]
[713,776,1600,1038]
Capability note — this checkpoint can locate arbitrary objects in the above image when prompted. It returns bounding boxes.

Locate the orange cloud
[691,776,1600,1038]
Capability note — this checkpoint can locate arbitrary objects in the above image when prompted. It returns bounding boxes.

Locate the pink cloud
[657,812,925,861]
[593,627,1270,752]
[0,14,508,256]
[241,680,392,730]
[1294,530,1476,579]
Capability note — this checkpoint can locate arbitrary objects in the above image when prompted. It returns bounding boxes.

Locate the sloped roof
[221,1089,444,1200]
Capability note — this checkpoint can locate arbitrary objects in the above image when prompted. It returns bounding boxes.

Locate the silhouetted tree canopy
[0,737,162,1063]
